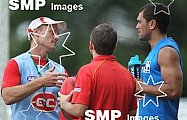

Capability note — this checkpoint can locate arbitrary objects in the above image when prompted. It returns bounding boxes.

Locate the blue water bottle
[128,55,142,79]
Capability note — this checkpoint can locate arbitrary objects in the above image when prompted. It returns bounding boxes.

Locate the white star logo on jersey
[134,80,145,98]
[28,24,75,72]
[149,0,174,15]
[135,75,167,107]
[20,105,42,120]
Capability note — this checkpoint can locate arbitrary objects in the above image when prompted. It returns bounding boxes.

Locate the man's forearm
[60,102,87,117]
[141,83,160,96]
[128,110,137,116]
[2,78,42,105]
[141,83,181,99]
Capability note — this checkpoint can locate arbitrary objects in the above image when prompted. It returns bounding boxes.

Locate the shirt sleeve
[1,59,21,89]
[71,66,92,106]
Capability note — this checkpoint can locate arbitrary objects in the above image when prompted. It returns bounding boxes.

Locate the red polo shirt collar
[91,55,116,62]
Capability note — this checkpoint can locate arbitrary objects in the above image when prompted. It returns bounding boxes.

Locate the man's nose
[54,35,59,41]
[136,23,139,30]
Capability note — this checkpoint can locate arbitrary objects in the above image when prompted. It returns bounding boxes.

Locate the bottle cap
[128,55,141,66]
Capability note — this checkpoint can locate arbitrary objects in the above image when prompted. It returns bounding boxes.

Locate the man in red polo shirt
[58,23,137,120]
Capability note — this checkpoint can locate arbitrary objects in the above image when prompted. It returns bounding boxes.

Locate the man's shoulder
[80,60,102,69]
[77,62,96,74]
[158,46,180,62]
[79,63,91,70]
[78,60,127,73]
[6,59,18,68]
[13,52,30,61]
[158,37,179,49]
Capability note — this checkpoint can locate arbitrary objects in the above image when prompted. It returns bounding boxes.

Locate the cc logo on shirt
[31,93,57,112]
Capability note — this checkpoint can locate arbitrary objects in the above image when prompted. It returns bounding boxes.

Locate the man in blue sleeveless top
[136,3,183,120]
[1,17,68,120]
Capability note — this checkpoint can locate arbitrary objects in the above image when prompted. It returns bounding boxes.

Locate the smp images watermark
[9,0,46,10]
[127,115,159,120]
[84,110,160,120]
[8,0,84,12]
[50,3,83,12]
[85,110,121,120]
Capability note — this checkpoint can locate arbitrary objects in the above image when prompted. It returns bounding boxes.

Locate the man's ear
[32,28,41,40]
[114,43,117,52]
[33,28,38,33]
[149,19,156,30]
[89,41,94,50]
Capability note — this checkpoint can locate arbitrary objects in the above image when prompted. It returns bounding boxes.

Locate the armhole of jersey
[158,45,183,68]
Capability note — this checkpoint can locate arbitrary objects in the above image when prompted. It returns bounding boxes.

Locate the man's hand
[57,91,88,117]
[40,66,67,88]
[57,91,74,109]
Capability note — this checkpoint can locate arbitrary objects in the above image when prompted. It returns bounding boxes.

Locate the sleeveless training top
[11,52,65,120]
[139,37,183,120]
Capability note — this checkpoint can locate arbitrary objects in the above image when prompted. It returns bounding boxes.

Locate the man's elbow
[2,95,14,105]
[2,90,14,105]
[72,104,88,117]
[74,110,85,117]
[168,91,182,99]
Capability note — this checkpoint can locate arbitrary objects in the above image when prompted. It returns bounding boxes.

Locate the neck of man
[148,32,167,50]
[92,50,100,59]
[29,44,48,60]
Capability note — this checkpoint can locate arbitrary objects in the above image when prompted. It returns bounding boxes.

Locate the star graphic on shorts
[149,0,174,15]
[135,75,167,107]
[20,105,42,120]
[28,24,75,72]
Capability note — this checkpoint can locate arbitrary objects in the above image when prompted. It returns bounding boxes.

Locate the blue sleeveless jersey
[10,52,65,120]
[139,37,183,120]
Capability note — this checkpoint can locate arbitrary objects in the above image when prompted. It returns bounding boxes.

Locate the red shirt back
[72,56,137,120]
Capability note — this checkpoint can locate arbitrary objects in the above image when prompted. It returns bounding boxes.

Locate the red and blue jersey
[2,52,66,120]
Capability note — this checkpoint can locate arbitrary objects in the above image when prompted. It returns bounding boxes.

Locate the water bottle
[128,55,141,79]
